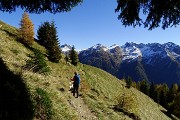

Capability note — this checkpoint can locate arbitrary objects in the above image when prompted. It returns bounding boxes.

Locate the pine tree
[154,88,160,103]
[69,46,79,66]
[149,82,155,99]
[140,80,149,95]
[169,93,180,118]
[159,84,169,109]
[37,21,61,63]
[19,12,34,46]
[126,76,132,88]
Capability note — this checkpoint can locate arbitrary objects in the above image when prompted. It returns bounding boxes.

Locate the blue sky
[1,0,180,49]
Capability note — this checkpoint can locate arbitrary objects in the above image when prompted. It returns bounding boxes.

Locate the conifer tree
[126,76,132,88]
[69,46,79,66]
[159,84,169,108]
[149,82,155,99]
[37,21,61,63]
[19,12,34,46]
[153,88,159,103]
[140,80,149,95]
[0,1,82,14]
[169,93,180,118]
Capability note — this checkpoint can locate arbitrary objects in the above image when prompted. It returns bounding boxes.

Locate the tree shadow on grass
[0,58,34,120]
[2,29,17,38]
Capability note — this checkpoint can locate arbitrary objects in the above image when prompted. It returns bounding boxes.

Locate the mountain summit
[76,42,180,86]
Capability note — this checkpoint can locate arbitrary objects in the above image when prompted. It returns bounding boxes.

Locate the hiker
[71,72,80,98]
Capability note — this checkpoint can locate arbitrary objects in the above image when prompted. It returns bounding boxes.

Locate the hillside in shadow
[0,57,34,120]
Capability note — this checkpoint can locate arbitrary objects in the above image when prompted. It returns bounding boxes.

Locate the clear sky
[1,0,180,50]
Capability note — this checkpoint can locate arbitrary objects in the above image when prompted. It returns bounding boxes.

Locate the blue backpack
[74,75,80,85]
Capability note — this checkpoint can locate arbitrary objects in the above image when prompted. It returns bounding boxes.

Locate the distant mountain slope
[74,42,180,86]
[0,20,174,120]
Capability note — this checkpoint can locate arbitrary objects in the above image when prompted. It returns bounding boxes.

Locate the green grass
[0,20,173,120]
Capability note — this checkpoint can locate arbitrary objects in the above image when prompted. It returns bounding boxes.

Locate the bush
[33,88,54,120]
[25,49,50,74]
[114,92,140,120]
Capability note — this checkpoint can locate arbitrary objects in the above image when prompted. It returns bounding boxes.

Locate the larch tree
[19,12,34,46]
[167,83,179,103]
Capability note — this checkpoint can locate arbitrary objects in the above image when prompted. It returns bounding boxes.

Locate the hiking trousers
[73,84,79,97]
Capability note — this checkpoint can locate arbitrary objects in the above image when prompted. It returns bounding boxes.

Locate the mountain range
[61,42,180,86]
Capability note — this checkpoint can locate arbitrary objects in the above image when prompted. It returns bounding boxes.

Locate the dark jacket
[73,74,80,85]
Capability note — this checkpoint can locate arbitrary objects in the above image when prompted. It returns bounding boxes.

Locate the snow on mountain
[121,42,142,62]
[61,44,72,53]
[61,42,180,63]
[120,42,180,63]
[78,42,180,86]
[90,44,109,51]
[108,44,119,50]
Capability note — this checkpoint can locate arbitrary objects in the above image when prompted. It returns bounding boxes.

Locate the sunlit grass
[0,20,172,120]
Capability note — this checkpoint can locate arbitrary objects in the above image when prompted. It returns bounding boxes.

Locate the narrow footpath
[67,93,98,120]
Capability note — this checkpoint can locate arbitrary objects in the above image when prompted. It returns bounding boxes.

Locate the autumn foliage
[19,12,34,46]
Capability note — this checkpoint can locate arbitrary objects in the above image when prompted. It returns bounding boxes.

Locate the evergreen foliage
[126,76,132,88]
[69,45,79,66]
[34,88,54,120]
[25,49,50,74]
[115,0,180,30]
[139,80,149,95]
[169,93,180,118]
[156,84,169,108]
[159,90,168,108]
[0,0,82,13]
[153,89,159,103]
[19,12,34,46]
[149,82,156,100]
[37,21,61,63]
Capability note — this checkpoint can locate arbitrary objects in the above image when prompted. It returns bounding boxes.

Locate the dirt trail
[67,92,98,120]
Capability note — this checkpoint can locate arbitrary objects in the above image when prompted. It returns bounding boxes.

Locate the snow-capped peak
[91,43,103,49]
[61,44,72,53]
[89,44,108,51]
[121,43,142,62]
[108,44,119,50]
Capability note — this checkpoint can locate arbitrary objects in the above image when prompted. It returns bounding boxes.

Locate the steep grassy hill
[0,20,174,120]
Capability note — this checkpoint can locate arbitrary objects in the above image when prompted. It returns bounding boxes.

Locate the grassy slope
[0,20,171,120]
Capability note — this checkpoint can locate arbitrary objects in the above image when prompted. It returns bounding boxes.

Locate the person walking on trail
[71,72,81,98]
